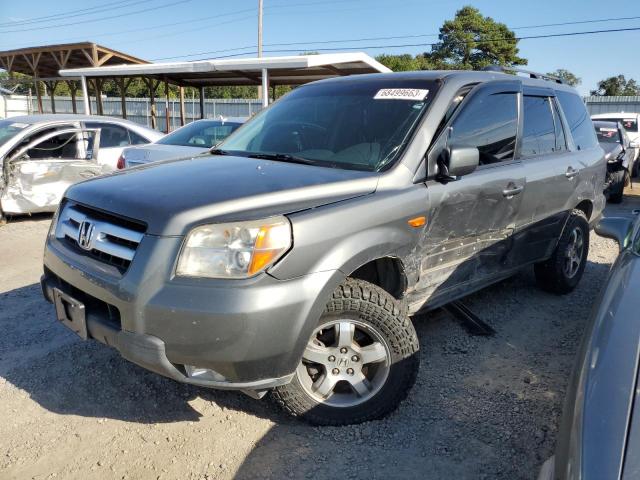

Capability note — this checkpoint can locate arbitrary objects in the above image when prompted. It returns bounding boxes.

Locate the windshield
[598,117,639,133]
[218,79,439,171]
[594,122,622,144]
[0,119,30,148]
[157,120,243,148]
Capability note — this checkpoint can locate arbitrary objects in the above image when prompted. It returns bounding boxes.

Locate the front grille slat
[55,202,146,273]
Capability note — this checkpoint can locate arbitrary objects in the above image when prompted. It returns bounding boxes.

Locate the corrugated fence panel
[584,96,640,115]
[24,96,263,132]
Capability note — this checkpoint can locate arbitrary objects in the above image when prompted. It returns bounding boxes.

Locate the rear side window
[521,96,556,157]
[556,91,599,150]
[86,122,131,148]
[448,92,518,165]
[129,130,149,145]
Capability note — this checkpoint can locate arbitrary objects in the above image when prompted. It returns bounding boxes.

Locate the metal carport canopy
[59,52,391,108]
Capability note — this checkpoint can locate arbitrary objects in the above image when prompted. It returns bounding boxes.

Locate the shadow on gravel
[1,212,53,225]
[0,283,275,425]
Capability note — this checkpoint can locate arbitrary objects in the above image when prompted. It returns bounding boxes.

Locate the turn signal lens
[408,216,427,228]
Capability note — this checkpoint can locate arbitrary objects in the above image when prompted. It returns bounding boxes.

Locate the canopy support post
[80,76,90,114]
[179,86,185,127]
[261,68,269,108]
[164,80,170,133]
[68,80,78,114]
[199,86,205,119]
[34,76,43,113]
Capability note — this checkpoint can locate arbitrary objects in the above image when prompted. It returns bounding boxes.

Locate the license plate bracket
[53,288,88,340]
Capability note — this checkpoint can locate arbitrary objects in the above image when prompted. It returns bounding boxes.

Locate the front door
[406,80,526,312]
[0,129,102,214]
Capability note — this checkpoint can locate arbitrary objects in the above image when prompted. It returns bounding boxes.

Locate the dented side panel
[1,129,103,215]
[1,159,103,214]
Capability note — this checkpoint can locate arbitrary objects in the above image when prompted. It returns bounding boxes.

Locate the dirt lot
[1,193,638,480]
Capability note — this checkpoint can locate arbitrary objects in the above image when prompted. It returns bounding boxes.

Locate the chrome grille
[55,203,145,272]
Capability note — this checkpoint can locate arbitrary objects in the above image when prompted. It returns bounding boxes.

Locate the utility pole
[258,0,265,104]
[258,0,263,58]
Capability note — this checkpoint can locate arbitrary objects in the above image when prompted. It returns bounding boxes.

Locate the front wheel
[272,279,419,426]
[534,209,589,294]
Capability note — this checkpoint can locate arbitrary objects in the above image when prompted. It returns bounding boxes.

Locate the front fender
[268,187,428,282]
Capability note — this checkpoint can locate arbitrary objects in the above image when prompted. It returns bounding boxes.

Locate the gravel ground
[1,194,638,480]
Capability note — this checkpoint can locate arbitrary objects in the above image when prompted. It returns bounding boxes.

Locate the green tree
[547,69,581,87]
[376,54,434,72]
[429,6,527,70]
[590,75,640,96]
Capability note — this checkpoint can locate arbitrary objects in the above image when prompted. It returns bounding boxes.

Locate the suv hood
[65,155,378,235]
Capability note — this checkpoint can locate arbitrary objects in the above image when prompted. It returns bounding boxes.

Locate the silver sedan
[120,117,247,169]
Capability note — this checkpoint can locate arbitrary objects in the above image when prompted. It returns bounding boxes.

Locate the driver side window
[25,131,79,160]
[448,92,518,165]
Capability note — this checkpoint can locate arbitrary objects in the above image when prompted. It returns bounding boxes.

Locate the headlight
[176,217,291,279]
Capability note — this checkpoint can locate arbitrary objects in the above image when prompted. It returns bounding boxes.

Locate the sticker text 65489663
[374,89,429,101]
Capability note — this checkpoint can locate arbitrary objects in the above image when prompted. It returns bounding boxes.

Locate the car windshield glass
[0,119,30,147]
[218,79,439,171]
[157,120,242,148]
[594,123,621,143]
[598,118,639,133]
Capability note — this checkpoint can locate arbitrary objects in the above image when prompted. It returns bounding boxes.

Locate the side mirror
[630,141,639,149]
[438,146,479,180]
[595,217,634,251]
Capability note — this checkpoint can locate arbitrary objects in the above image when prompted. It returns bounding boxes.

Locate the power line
[176,25,640,62]
[0,0,195,34]
[0,0,140,27]
[152,14,640,61]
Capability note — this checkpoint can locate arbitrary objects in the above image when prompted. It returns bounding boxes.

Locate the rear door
[0,129,102,214]
[510,89,578,264]
[408,80,526,310]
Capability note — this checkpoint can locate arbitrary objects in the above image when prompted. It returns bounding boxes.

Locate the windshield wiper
[209,148,232,155]
[247,152,318,166]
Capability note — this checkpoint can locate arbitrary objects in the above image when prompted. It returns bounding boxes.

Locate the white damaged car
[0,114,161,220]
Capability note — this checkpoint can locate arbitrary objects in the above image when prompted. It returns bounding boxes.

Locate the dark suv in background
[41,69,605,425]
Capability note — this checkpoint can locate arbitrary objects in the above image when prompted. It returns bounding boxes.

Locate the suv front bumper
[42,234,341,391]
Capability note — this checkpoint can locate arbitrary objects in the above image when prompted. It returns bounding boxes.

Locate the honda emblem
[77,221,95,250]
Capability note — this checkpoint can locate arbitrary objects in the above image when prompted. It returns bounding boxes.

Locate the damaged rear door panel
[0,128,102,215]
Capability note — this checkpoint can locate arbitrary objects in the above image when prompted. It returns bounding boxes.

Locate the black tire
[534,209,589,295]
[608,170,625,204]
[272,278,419,426]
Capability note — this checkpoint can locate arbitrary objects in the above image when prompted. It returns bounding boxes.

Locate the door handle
[565,167,579,179]
[502,184,524,198]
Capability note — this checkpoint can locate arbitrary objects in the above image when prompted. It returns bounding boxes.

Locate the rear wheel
[534,209,589,294]
[272,278,419,426]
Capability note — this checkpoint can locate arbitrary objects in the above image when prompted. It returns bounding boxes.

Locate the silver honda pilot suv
[42,70,605,425]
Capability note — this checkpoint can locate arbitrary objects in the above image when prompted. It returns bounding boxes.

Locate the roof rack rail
[482,65,564,84]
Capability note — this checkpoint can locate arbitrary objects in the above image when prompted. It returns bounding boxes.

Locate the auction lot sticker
[374,88,429,101]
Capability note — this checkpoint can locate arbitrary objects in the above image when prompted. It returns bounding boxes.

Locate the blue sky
[1,0,639,95]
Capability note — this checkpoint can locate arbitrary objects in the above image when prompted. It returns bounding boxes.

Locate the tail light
[116,153,125,170]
